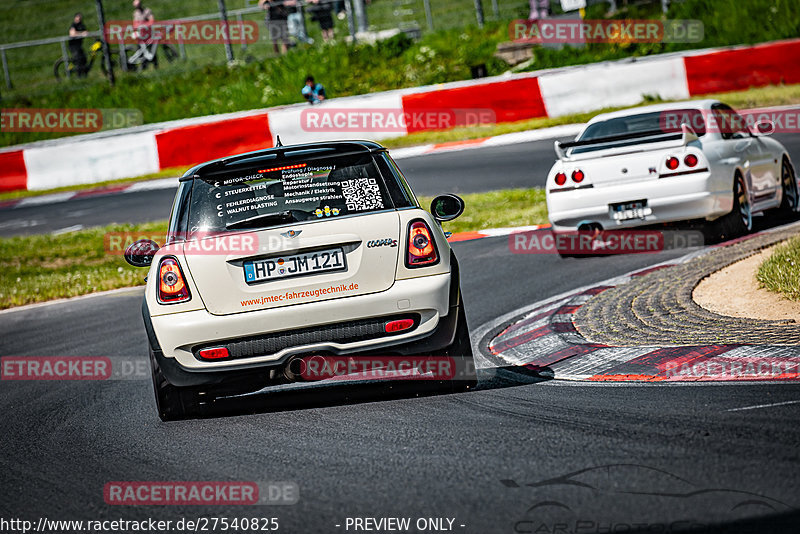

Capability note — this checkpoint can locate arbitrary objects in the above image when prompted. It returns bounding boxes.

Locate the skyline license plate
[243,248,346,284]
[609,200,652,221]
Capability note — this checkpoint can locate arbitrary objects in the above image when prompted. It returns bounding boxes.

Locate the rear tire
[780,157,799,215]
[149,348,203,421]
[706,172,751,242]
[436,306,477,391]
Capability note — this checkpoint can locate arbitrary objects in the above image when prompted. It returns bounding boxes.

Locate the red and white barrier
[2,38,799,193]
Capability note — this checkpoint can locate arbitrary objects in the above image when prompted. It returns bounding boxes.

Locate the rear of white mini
[130,142,473,420]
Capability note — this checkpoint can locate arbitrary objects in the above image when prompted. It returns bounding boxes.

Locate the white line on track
[51,224,84,235]
[726,400,800,412]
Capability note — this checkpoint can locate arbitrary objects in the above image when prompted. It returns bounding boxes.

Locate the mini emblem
[621,168,628,174]
[281,230,302,238]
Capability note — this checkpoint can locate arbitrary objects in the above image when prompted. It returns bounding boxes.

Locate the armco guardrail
[2,38,799,193]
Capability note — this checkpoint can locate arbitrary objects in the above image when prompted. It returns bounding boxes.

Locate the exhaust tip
[283,356,306,382]
[283,354,327,382]
[577,222,603,233]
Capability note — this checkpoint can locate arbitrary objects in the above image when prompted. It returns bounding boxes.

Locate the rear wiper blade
[226,211,297,230]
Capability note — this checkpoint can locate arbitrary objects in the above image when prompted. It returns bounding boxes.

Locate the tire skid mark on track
[454,394,601,432]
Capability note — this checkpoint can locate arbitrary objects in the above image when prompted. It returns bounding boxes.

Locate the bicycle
[126,40,179,71]
[53,39,127,80]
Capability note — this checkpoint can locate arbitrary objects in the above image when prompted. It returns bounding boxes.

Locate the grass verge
[757,236,800,301]
[0,188,547,309]
[0,221,167,310]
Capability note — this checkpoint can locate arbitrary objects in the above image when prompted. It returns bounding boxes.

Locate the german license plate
[609,200,651,221]
[243,248,345,284]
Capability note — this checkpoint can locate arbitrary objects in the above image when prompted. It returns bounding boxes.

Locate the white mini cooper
[126,141,473,420]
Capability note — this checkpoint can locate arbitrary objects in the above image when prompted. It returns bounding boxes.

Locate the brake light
[555,172,567,186]
[406,220,438,267]
[198,347,229,360]
[157,256,191,304]
[572,169,585,183]
[385,318,414,333]
[666,156,680,170]
[684,154,698,167]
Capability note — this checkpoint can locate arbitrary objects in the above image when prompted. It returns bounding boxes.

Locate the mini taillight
[666,156,680,170]
[684,154,698,167]
[198,347,229,360]
[572,170,585,183]
[555,172,567,186]
[406,220,438,267]
[385,319,414,333]
[157,256,191,304]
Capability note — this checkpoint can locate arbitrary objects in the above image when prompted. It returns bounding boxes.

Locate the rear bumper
[547,172,730,231]
[143,259,462,387]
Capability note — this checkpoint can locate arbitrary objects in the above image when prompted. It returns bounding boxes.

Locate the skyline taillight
[572,169,585,183]
[555,172,567,186]
[666,156,680,170]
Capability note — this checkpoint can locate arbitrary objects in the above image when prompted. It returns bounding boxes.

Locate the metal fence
[0,0,671,94]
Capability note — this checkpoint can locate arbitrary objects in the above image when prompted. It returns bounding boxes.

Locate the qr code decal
[341,178,385,212]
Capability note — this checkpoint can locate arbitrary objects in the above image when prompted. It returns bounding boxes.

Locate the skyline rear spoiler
[554,126,694,160]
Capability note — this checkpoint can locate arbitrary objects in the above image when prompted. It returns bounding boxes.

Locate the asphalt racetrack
[1,138,799,532]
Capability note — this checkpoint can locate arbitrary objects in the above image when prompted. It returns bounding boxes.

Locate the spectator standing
[302,75,326,104]
[68,13,89,77]
[286,0,314,45]
[259,0,291,55]
[132,0,155,34]
[307,0,335,42]
[528,0,550,20]
[132,0,158,68]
